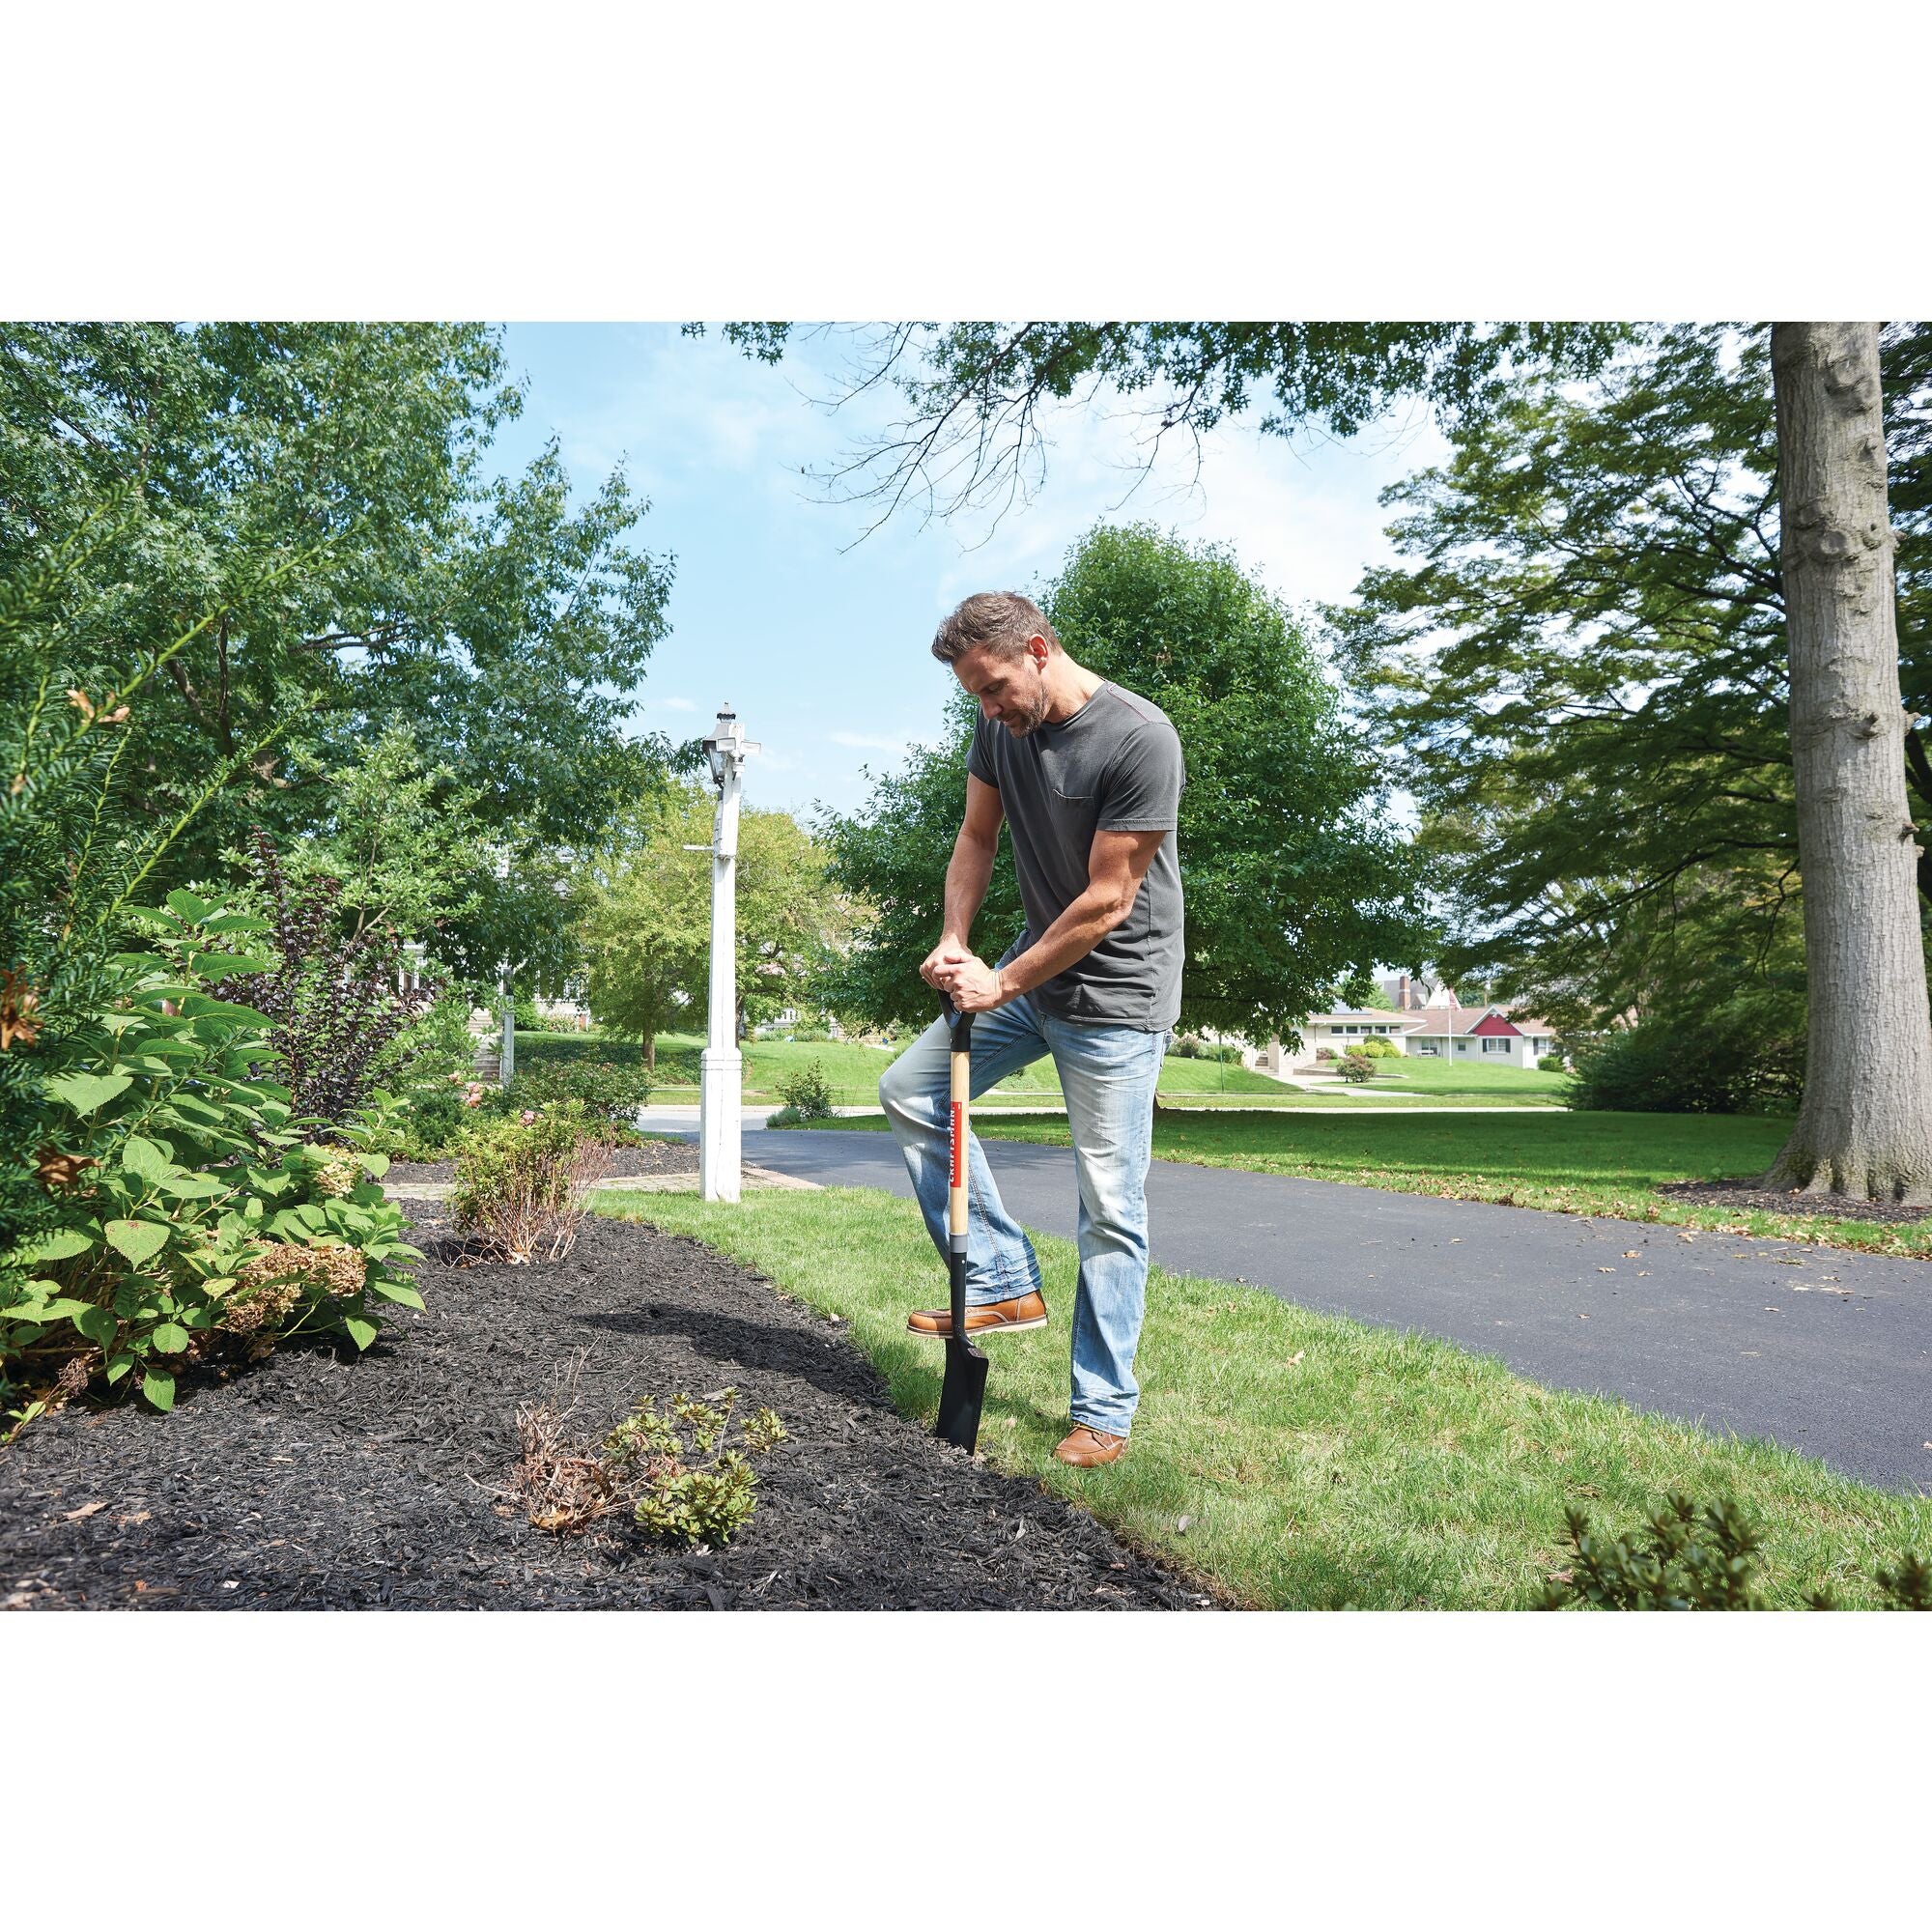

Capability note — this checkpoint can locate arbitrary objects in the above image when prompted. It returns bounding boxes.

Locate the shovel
[933,996,989,1452]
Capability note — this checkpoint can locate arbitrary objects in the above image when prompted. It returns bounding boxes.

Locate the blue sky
[485,324,1448,827]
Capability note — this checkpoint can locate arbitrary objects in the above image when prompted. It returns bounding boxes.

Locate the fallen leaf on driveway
[1622,1251,1640,1259]
[1676,1232,1696,1241]
[1598,1266,1615,1273]
[62,1500,107,1521]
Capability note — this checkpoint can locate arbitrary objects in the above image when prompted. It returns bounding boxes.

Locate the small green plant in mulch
[513,1380,786,1548]
[1536,1494,1932,1610]
[608,1390,787,1546]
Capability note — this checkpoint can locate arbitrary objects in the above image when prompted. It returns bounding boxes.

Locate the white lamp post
[493,849,515,1090]
[692,703,759,1203]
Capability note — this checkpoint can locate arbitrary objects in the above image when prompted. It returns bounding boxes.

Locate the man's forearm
[943,831,996,943]
[996,882,1134,1000]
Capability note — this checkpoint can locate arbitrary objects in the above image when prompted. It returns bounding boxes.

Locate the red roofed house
[1252,973,1562,1074]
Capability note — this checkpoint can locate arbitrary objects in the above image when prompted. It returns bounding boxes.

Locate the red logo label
[951,1101,964,1186]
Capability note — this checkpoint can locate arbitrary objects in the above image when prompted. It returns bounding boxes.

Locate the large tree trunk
[1758,323,1932,1203]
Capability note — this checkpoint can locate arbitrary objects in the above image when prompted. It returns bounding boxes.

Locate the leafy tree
[1325,327,1796,1034]
[270,725,492,947]
[578,783,846,1064]
[577,789,709,1065]
[254,724,585,995]
[1328,325,1930,1170]
[815,721,1004,1032]
[1344,978,1397,1011]
[1329,326,1931,1031]
[820,523,1434,1039]
[0,323,677,876]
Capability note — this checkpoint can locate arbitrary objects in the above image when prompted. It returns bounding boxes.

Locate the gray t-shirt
[967,680,1186,1031]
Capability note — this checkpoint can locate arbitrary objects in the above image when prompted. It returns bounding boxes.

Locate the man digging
[881,592,1186,1468]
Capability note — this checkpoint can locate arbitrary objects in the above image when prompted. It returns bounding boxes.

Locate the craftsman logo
[951,1101,964,1185]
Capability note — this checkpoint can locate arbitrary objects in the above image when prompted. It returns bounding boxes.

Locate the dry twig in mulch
[510,1352,616,1533]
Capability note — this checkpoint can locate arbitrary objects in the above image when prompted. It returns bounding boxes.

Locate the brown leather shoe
[1054,1425,1127,1467]
[905,1289,1048,1338]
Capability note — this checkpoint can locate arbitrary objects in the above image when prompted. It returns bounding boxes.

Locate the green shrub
[1314,1047,1337,1064]
[513,993,540,1032]
[764,1103,806,1128]
[511,1054,651,1124]
[1537,1494,1931,1611]
[1338,1050,1376,1084]
[776,1058,834,1120]
[393,1082,482,1159]
[1,568,284,1313]
[451,1100,611,1264]
[1358,1036,1399,1058]
[1565,1004,1804,1114]
[1173,1036,1244,1063]
[371,992,482,1094]
[513,1032,641,1068]
[2,899,423,1425]
[213,833,439,1126]
[789,1019,832,1042]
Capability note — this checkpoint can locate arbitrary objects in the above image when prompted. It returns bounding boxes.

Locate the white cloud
[655,696,698,713]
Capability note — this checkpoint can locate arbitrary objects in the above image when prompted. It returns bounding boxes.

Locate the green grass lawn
[526,1028,1303,1108]
[519,1029,1571,1112]
[517,1029,898,1104]
[598,1187,1931,1609]
[797,1107,1932,1260]
[1347,1057,1573,1098]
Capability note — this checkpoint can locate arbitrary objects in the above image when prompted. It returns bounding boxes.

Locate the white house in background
[1248,972,1563,1074]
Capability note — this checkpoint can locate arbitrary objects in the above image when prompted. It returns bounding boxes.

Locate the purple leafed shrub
[217,830,440,1126]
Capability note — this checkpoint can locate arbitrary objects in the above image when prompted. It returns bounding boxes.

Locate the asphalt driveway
[747,1128,1932,1495]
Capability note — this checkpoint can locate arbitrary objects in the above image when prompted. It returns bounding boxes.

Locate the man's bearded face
[953,642,1050,736]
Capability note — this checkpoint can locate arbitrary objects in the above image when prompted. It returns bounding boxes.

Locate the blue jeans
[878,991,1168,1437]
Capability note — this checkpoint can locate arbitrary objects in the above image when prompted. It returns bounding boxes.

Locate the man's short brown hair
[930,591,1061,666]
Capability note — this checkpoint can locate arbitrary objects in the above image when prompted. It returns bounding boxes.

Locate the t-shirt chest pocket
[1039,751,1099,851]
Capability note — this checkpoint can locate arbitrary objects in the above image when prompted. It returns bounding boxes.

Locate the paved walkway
[730,1127,1932,1496]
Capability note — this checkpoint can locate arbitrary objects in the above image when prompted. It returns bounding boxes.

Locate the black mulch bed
[384,1139,699,1188]
[1654,1179,1932,1225]
[0,1208,1205,1611]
